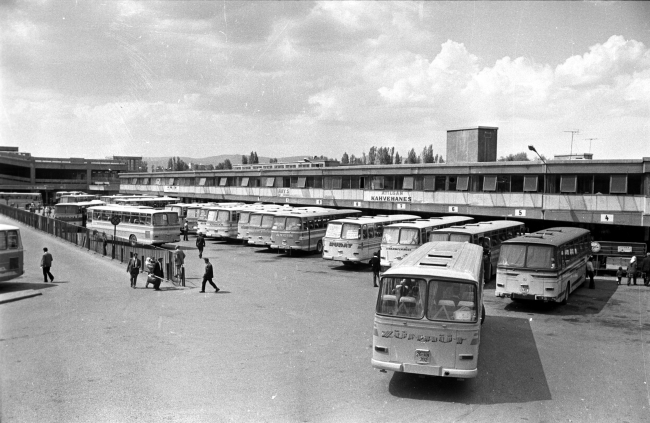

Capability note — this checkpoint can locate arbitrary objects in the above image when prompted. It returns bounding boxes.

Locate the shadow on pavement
[388,316,551,405]
[502,278,617,316]
[0,282,57,294]
[328,263,371,273]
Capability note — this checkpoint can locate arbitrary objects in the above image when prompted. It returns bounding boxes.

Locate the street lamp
[528,145,547,220]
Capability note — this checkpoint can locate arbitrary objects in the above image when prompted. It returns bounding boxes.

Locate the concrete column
[30,164,36,184]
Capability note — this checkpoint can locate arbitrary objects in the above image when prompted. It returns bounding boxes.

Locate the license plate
[415,349,430,364]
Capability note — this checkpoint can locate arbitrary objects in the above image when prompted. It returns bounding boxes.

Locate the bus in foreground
[0,224,23,282]
[380,216,473,271]
[429,220,526,279]
[86,206,180,246]
[270,208,361,253]
[114,196,180,209]
[495,227,591,304]
[372,241,485,379]
[0,192,43,209]
[322,214,419,264]
[53,200,106,227]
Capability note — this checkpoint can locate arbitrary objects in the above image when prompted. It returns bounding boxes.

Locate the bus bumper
[371,359,477,378]
[496,292,562,302]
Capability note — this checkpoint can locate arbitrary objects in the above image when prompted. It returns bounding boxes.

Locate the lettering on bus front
[380,330,464,344]
[329,242,353,248]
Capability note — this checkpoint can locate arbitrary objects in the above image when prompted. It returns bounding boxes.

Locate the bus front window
[498,244,526,267]
[427,281,477,322]
[240,212,251,224]
[249,215,262,227]
[376,277,426,318]
[449,234,471,243]
[526,245,555,269]
[216,211,230,222]
[399,228,419,245]
[153,214,169,226]
[167,213,179,225]
[341,223,361,240]
[261,215,274,229]
[382,228,400,244]
[325,223,343,238]
[429,233,449,242]
[286,217,302,231]
[272,217,286,230]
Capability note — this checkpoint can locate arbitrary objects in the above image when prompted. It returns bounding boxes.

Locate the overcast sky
[2,1,649,161]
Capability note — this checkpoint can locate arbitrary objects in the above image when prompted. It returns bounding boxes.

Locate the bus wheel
[316,240,323,254]
[481,306,486,325]
[129,235,137,247]
[561,283,570,305]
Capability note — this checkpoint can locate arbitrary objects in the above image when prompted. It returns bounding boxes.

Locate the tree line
[341,145,444,165]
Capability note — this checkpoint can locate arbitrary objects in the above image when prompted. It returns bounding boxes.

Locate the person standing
[627,256,638,286]
[127,253,142,288]
[151,258,164,291]
[586,257,595,289]
[183,221,189,241]
[641,253,650,286]
[173,245,186,278]
[200,258,219,293]
[40,247,54,283]
[616,267,624,285]
[369,252,381,288]
[196,233,206,259]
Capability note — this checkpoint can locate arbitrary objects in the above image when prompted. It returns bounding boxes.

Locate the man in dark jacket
[40,247,54,283]
[200,258,219,293]
[369,252,381,288]
[196,234,206,258]
[126,253,141,288]
[151,258,164,291]
[642,253,650,286]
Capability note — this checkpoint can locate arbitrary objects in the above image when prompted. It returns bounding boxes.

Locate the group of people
[617,253,650,286]
[126,253,163,290]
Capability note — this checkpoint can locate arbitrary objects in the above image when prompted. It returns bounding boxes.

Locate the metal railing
[0,204,185,286]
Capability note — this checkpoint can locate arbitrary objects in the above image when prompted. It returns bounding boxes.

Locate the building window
[350,177,360,190]
[434,176,446,191]
[511,175,524,192]
[448,176,457,191]
[265,177,275,187]
[456,176,469,191]
[241,177,249,187]
[332,177,342,189]
[593,175,609,194]
[403,176,414,190]
[312,177,323,189]
[414,176,423,191]
[371,177,384,190]
[168,178,175,185]
[610,175,627,194]
[560,175,577,193]
[496,175,511,192]
[523,176,538,192]
[482,176,497,192]
[219,178,228,187]
[297,177,306,188]
[198,178,207,186]
[424,176,435,191]
[628,174,643,195]
[130,178,137,184]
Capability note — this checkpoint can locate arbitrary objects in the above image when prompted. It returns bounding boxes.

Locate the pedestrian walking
[40,247,54,282]
[616,267,623,285]
[173,245,185,278]
[196,233,205,258]
[200,258,219,293]
[183,221,189,241]
[29,203,35,213]
[586,257,595,289]
[641,253,650,286]
[627,256,638,286]
[127,253,142,288]
[369,252,381,287]
[144,257,155,288]
[150,258,164,291]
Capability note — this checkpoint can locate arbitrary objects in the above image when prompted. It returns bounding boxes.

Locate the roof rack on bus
[543,228,564,232]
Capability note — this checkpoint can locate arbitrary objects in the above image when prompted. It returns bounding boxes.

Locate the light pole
[528,145,547,220]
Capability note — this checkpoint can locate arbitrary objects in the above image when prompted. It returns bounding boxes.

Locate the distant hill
[143,155,322,170]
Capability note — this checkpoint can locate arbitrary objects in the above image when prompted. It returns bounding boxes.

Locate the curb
[0,290,43,305]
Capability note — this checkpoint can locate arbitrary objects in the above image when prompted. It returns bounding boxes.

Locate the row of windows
[88,211,179,226]
[127,174,645,195]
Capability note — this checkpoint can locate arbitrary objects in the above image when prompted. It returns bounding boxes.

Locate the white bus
[495,227,591,304]
[372,241,486,379]
[322,215,419,264]
[380,216,473,271]
[203,203,258,240]
[0,192,43,209]
[164,203,196,232]
[53,200,105,226]
[0,224,23,282]
[270,208,361,253]
[55,191,85,203]
[429,220,526,280]
[237,204,293,242]
[58,194,98,204]
[186,203,224,234]
[195,203,246,236]
[86,205,180,246]
[247,208,298,247]
[100,195,156,204]
[114,196,180,209]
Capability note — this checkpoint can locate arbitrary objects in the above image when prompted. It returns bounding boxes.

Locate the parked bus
[100,195,156,204]
[247,208,299,247]
[203,203,257,240]
[237,204,294,242]
[380,216,474,271]
[54,191,85,203]
[164,203,196,232]
[0,224,23,282]
[53,200,105,227]
[322,215,419,264]
[186,203,224,234]
[114,196,180,209]
[495,227,591,304]
[429,220,526,279]
[270,208,362,253]
[0,192,43,209]
[86,205,180,246]
[372,241,486,379]
[58,194,98,204]
[195,203,246,236]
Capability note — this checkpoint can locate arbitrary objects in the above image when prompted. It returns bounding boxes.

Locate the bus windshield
[261,215,274,229]
[429,233,449,241]
[325,223,342,238]
[0,230,20,249]
[216,211,230,222]
[272,217,286,230]
[341,223,361,240]
[427,280,477,322]
[377,277,426,318]
[187,209,199,218]
[399,228,419,244]
[249,215,262,227]
[153,213,179,226]
[449,234,471,243]
[55,205,79,214]
[286,217,302,231]
[382,228,400,244]
[240,212,251,224]
[499,244,555,269]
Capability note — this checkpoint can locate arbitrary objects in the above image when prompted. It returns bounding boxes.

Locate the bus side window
[376,224,383,238]
[362,225,368,239]
[368,225,375,238]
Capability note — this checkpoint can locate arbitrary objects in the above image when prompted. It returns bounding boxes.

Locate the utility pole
[585,138,597,153]
[564,130,580,157]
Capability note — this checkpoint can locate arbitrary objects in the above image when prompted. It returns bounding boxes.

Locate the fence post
[181,265,185,287]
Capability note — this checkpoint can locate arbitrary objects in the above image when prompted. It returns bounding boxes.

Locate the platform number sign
[448,206,458,213]
[316,199,323,205]
[515,209,526,217]
[397,203,406,210]
[600,214,614,223]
